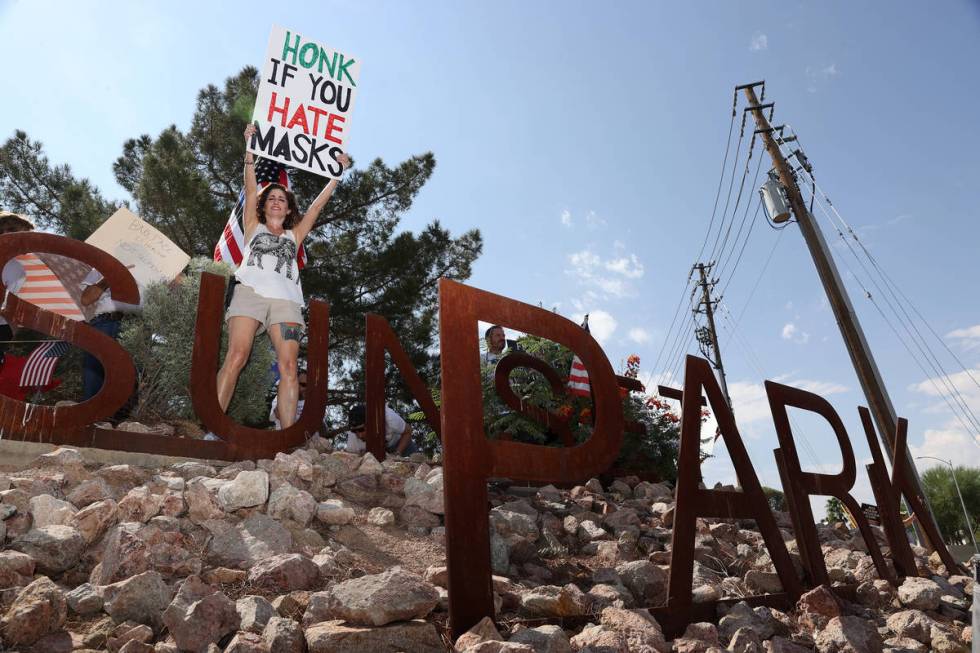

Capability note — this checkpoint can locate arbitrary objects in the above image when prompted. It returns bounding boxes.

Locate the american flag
[20,340,70,388]
[13,254,84,321]
[213,157,306,269]
[567,314,591,398]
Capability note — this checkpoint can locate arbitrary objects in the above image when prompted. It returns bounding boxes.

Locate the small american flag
[567,314,591,398]
[213,157,306,269]
[20,340,70,388]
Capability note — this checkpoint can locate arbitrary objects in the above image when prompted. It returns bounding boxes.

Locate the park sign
[0,229,965,640]
[250,25,360,179]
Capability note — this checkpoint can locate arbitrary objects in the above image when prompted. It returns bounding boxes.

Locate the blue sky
[3,1,980,515]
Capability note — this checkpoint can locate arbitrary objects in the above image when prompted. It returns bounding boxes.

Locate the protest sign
[250,25,360,179]
[85,208,190,287]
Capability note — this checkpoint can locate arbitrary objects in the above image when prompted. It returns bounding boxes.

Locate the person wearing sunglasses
[345,403,418,457]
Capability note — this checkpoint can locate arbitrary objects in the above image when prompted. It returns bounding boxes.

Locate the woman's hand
[244,123,257,144]
[338,152,351,172]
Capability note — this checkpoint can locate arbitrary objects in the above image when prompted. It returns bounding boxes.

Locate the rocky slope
[0,441,972,652]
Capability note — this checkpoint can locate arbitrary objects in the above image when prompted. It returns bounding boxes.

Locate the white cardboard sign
[85,208,190,287]
[250,25,360,179]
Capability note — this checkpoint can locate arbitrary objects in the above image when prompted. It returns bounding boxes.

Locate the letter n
[364,313,440,461]
[190,273,330,460]
[766,380,896,585]
[666,356,803,629]
[438,279,623,639]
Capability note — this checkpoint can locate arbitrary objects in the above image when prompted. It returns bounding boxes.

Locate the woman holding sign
[216,123,349,428]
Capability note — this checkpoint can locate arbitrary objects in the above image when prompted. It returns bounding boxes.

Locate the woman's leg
[268,322,301,428]
[217,316,260,412]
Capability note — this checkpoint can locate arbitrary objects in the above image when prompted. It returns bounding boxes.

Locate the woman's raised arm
[292,153,351,245]
[242,124,260,240]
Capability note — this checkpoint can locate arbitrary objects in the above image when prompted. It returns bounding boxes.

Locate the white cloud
[822,63,839,77]
[628,327,651,344]
[585,210,607,229]
[560,209,572,227]
[947,324,980,351]
[792,379,848,396]
[781,322,810,344]
[574,309,617,344]
[749,33,768,51]
[910,428,980,469]
[605,254,645,279]
[566,248,645,299]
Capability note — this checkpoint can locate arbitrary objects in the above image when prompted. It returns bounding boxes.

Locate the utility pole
[740,81,937,549]
[693,262,732,409]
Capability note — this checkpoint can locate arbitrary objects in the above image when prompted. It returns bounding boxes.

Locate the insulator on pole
[760,176,792,224]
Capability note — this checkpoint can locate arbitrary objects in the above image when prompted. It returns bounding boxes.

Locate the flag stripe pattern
[213,158,306,269]
[13,254,84,321]
[19,340,69,388]
[567,315,591,398]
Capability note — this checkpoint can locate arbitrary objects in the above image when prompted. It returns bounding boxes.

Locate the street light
[916,456,979,554]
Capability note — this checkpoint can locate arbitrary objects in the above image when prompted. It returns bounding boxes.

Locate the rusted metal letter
[190,272,330,461]
[766,380,895,585]
[665,356,802,634]
[364,313,441,461]
[858,407,963,575]
[439,279,623,638]
[0,233,137,440]
[493,352,573,446]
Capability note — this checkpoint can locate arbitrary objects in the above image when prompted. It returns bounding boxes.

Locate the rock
[744,569,784,593]
[336,474,386,504]
[315,499,355,525]
[519,583,590,617]
[304,568,438,626]
[455,616,502,650]
[0,550,35,587]
[185,478,225,523]
[262,616,305,653]
[814,615,882,653]
[885,610,933,645]
[247,553,319,592]
[162,575,240,652]
[171,462,217,480]
[117,486,165,523]
[36,446,84,467]
[403,471,444,514]
[66,583,103,615]
[367,507,395,526]
[267,483,317,527]
[569,624,627,652]
[237,595,276,633]
[202,567,247,585]
[102,570,172,628]
[729,627,763,653]
[615,560,667,604]
[897,577,942,611]
[718,602,782,643]
[11,525,86,575]
[400,504,442,529]
[107,623,154,652]
[673,622,720,653]
[490,508,539,540]
[28,494,77,528]
[70,498,118,544]
[767,636,814,653]
[855,579,896,609]
[510,625,572,653]
[797,585,843,631]
[0,576,66,647]
[304,619,444,653]
[223,631,269,653]
[207,514,294,569]
[577,520,609,541]
[218,470,269,512]
[599,607,669,652]
[96,464,149,495]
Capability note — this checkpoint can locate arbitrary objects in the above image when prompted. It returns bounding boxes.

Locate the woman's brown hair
[256,183,301,229]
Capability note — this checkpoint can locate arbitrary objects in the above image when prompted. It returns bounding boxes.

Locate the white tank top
[235,224,304,305]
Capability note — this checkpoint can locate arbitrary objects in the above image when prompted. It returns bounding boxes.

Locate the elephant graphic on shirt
[246,232,297,280]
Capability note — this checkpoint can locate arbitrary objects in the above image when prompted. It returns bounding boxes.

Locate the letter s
[0,232,138,440]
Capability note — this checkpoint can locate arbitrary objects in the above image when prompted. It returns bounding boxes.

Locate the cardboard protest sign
[250,25,360,179]
[85,208,190,287]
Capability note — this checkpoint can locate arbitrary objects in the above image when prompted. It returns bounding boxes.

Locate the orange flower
[580,407,592,420]
[557,404,573,418]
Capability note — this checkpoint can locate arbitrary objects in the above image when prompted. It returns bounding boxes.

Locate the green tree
[763,486,786,512]
[825,497,848,525]
[921,465,980,545]
[0,66,482,407]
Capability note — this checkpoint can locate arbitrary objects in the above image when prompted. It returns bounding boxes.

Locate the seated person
[345,403,418,457]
